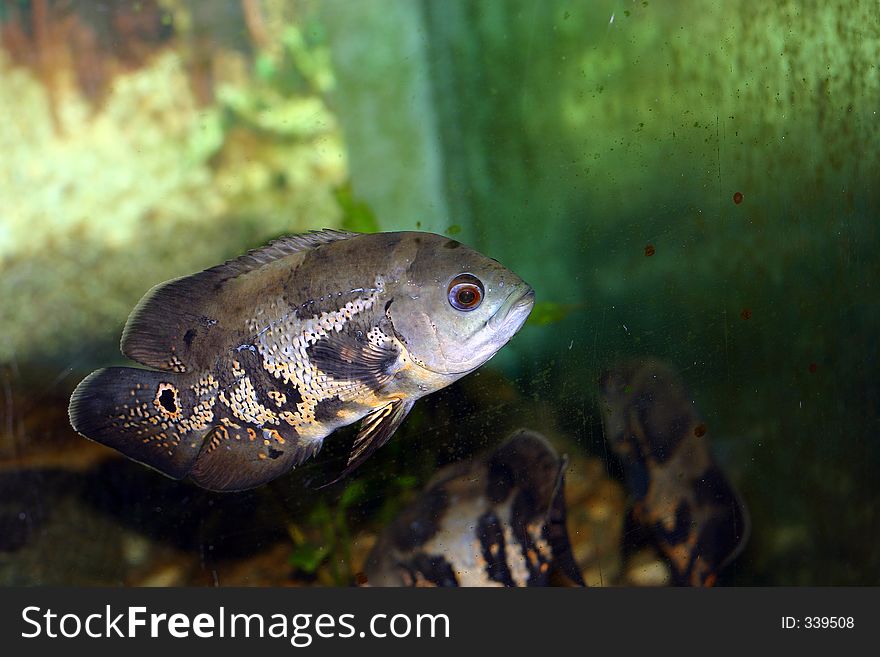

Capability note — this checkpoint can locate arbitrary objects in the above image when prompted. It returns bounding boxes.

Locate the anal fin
[189,423,320,492]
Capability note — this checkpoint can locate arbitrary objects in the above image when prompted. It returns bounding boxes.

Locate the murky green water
[0,0,877,586]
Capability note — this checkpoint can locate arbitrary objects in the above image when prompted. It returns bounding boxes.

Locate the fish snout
[488,285,535,334]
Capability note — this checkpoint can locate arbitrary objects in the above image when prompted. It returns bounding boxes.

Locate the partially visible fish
[599,359,750,586]
[69,230,534,491]
[364,429,585,587]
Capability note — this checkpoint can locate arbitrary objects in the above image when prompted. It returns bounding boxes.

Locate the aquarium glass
[0,0,877,586]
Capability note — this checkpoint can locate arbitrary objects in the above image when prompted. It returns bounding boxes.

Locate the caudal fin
[68,367,210,480]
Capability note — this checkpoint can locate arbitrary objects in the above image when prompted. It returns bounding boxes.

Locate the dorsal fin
[121,229,359,371]
[211,229,359,278]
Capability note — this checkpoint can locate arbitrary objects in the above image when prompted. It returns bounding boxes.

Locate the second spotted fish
[69,230,534,491]
[599,359,750,586]
[364,429,584,587]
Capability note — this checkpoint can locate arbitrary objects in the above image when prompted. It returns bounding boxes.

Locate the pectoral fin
[306,324,399,390]
[321,398,415,487]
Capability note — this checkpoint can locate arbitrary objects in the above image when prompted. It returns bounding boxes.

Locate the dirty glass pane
[0,0,876,587]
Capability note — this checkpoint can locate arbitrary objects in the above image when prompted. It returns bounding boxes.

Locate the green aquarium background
[0,0,877,586]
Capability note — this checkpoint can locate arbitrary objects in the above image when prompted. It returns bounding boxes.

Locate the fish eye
[447,274,484,311]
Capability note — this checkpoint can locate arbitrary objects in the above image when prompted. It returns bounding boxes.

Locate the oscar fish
[598,359,750,586]
[68,230,535,491]
[364,429,585,587]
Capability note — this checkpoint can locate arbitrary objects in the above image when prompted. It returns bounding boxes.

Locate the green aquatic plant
[334,183,380,234]
[287,480,366,584]
[286,473,419,586]
[526,301,584,327]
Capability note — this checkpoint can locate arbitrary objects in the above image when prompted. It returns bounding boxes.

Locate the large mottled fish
[364,429,585,587]
[598,359,750,586]
[68,230,534,491]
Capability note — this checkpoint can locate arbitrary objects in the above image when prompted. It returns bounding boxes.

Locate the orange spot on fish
[733,191,743,204]
[644,244,656,257]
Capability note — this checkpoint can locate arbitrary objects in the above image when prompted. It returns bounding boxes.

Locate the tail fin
[68,367,210,480]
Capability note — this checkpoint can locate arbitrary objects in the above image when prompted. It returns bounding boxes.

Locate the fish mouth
[488,286,535,334]
[414,285,535,378]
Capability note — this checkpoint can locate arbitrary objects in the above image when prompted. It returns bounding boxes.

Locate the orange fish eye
[447,274,484,311]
